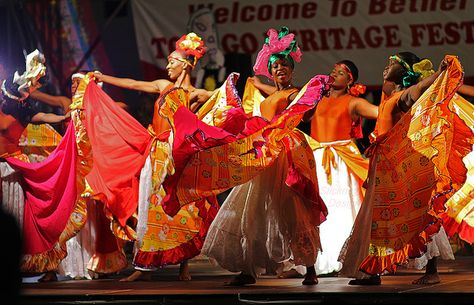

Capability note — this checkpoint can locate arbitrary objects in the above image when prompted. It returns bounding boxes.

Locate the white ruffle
[136,155,153,250]
[202,154,321,278]
[407,226,455,270]
[1,161,25,230]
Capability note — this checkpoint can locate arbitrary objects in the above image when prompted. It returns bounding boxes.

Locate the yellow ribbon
[322,146,337,185]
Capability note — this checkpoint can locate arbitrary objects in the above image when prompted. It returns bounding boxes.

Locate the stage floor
[20,255,474,305]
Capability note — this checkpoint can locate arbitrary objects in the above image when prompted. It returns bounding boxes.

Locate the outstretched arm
[352,97,378,120]
[458,84,474,97]
[29,90,70,113]
[93,72,172,94]
[398,58,447,112]
[31,112,69,124]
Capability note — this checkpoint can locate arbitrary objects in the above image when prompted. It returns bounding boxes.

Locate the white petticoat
[58,200,96,279]
[1,161,24,229]
[202,153,321,278]
[313,143,364,275]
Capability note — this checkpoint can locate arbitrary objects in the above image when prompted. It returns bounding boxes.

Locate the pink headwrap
[253,27,302,80]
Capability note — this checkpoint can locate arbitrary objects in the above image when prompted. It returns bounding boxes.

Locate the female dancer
[2,50,88,278]
[94,33,216,281]
[36,71,128,282]
[250,60,378,277]
[307,60,378,275]
[202,27,327,286]
[339,53,473,285]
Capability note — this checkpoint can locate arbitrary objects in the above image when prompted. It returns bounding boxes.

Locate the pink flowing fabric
[83,82,152,227]
[6,123,79,254]
[81,74,328,228]
[161,75,330,218]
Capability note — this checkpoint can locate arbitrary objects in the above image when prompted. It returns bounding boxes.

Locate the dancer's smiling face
[71,74,85,94]
[166,50,188,80]
[270,58,293,88]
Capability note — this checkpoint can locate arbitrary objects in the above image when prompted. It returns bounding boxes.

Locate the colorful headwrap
[1,49,46,102]
[390,55,435,88]
[253,26,302,80]
[72,71,103,88]
[172,32,206,69]
[412,59,435,81]
[334,63,366,97]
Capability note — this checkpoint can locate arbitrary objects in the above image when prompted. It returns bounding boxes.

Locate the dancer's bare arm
[189,88,218,113]
[31,112,69,124]
[94,72,172,94]
[458,84,474,97]
[398,58,447,112]
[351,97,378,121]
[249,76,277,96]
[30,91,70,113]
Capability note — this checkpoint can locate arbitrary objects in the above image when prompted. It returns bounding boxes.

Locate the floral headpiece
[173,32,206,69]
[349,83,366,97]
[1,49,46,102]
[413,59,435,81]
[390,55,434,88]
[253,27,302,80]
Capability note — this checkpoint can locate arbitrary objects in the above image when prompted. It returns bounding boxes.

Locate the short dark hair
[397,52,421,71]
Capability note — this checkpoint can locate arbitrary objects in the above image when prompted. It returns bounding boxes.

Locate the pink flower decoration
[253,28,302,80]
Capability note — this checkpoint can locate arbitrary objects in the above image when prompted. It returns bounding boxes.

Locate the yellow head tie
[412,59,435,81]
[389,54,427,87]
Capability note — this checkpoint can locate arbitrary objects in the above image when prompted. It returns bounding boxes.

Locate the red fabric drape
[84,82,152,227]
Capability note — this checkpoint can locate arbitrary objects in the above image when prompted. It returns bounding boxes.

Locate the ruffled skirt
[202,154,321,277]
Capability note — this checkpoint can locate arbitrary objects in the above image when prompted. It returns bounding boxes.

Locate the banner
[132,0,474,87]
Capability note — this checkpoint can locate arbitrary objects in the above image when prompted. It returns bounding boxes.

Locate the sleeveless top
[373,91,404,138]
[151,83,180,138]
[260,87,299,121]
[310,94,356,142]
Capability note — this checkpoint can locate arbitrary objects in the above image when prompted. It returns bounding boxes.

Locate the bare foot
[38,271,57,282]
[278,269,304,279]
[412,273,440,285]
[302,273,318,285]
[119,270,152,282]
[179,261,191,281]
